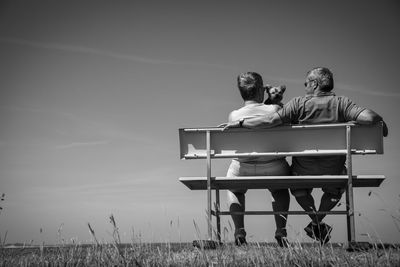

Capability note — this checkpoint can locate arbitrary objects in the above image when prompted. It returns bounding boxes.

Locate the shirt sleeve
[228,110,237,122]
[339,96,366,121]
[277,97,300,124]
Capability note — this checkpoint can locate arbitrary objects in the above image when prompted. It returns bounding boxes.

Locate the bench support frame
[180,123,384,245]
[346,125,355,243]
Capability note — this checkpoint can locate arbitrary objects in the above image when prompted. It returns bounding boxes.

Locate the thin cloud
[335,83,400,98]
[264,76,400,98]
[0,104,154,144]
[3,37,397,97]
[55,140,109,149]
[0,36,236,70]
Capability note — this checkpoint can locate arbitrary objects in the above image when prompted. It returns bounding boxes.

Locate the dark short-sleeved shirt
[277,92,366,175]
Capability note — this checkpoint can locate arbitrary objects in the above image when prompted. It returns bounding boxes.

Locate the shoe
[304,222,318,240]
[319,223,332,245]
[275,236,289,248]
[304,222,332,245]
[234,229,247,246]
[235,236,247,246]
[275,229,289,248]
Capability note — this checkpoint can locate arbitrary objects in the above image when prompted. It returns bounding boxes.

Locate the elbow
[355,109,388,136]
[356,109,382,124]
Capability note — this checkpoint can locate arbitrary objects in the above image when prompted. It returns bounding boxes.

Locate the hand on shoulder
[267,104,282,112]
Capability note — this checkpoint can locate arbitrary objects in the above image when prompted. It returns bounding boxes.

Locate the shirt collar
[312,91,335,97]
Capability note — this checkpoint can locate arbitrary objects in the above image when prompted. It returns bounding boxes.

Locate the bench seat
[179,175,385,190]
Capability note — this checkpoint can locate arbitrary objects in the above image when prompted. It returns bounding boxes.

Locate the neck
[313,88,333,95]
[244,100,261,106]
[314,88,323,94]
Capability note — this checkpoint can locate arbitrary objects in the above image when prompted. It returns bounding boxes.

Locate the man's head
[305,67,334,94]
[237,72,264,102]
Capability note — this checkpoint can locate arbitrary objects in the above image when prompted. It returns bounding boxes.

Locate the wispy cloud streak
[335,83,400,98]
[264,75,400,98]
[0,36,236,70]
[2,37,398,97]
[55,140,109,149]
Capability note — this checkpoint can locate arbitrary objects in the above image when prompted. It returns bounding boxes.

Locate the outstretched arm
[356,109,388,137]
[242,112,283,128]
[220,112,283,130]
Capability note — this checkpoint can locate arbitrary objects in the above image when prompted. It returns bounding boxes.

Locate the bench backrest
[179,123,383,159]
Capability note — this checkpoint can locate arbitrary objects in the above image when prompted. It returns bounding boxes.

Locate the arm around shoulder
[242,112,283,129]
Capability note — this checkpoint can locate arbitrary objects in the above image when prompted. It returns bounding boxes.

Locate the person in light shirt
[226,72,291,247]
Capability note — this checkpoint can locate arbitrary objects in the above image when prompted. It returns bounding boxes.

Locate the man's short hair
[307,67,334,92]
[237,72,264,100]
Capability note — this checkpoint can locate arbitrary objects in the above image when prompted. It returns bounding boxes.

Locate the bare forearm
[356,109,388,137]
[242,113,283,129]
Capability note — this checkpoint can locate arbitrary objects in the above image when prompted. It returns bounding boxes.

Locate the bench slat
[184,149,379,159]
[214,210,348,216]
[179,175,385,190]
[179,123,384,159]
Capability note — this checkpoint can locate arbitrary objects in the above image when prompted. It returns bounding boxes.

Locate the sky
[0,0,399,245]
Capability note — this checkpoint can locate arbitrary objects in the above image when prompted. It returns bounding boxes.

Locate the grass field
[2,241,400,266]
[1,215,400,266]
[1,212,400,266]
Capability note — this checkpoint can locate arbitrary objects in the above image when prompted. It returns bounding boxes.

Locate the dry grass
[1,214,400,266]
[1,192,400,267]
[1,241,400,266]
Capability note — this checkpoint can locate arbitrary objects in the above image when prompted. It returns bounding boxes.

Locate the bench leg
[215,189,221,243]
[346,125,356,243]
[207,185,212,240]
[206,130,213,240]
[345,188,355,242]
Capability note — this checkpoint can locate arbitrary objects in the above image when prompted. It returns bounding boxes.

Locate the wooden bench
[178,122,385,246]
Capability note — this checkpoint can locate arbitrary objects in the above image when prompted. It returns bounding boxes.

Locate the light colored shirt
[229,103,283,163]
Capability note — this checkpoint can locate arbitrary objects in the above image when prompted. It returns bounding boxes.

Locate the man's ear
[312,80,319,90]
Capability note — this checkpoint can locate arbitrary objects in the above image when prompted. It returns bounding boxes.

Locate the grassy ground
[1,241,400,266]
[1,213,399,266]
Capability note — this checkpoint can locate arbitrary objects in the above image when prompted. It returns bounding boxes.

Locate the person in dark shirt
[220,67,388,244]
